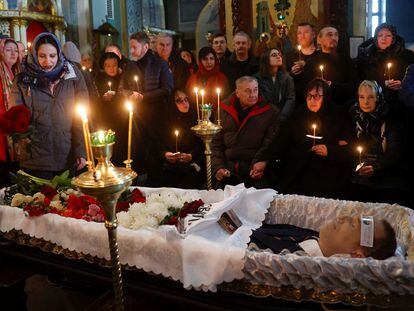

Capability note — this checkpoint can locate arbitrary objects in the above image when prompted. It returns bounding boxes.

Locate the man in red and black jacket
[212,76,280,189]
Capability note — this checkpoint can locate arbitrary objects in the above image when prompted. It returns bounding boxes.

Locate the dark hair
[130,32,149,45]
[35,35,59,52]
[105,43,121,52]
[212,33,227,41]
[259,47,285,77]
[304,78,332,105]
[198,46,217,61]
[178,48,197,66]
[363,220,397,260]
[99,52,120,69]
[298,22,316,32]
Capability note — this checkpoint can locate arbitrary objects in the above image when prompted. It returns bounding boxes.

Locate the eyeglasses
[175,97,189,104]
[306,94,323,100]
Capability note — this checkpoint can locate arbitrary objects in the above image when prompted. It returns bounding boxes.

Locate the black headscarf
[21,32,68,85]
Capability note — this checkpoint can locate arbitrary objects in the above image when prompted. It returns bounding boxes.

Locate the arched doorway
[26,21,48,44]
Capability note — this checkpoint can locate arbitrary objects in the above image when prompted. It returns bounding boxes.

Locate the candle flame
[77,105,87,121]
[174,130,179,137]
[298,45,301,51]
[98,130,105,142]
[319,65,324,71]
[108,81,111,87]
[134,75,138,82]
[126,101,133,112]
[200,89,205,96]
[387,62,392,69]
[27,42,31,48]
[216,88,221,94]
[194,87,199,94]
[312,124,316,130]
[88,68,92,72]
[357,146,363,153]
[82,66,86,71]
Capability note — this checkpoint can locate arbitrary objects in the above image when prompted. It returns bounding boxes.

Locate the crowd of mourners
[0,22,413,208]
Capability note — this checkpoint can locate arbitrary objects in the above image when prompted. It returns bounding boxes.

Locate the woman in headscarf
[350,80,409,206]
[159,88,204,189]
[357,23,414,106]
[9,32,89,179]
[186,46,230,107]
[0,37,21,187]
[270,78,354,199]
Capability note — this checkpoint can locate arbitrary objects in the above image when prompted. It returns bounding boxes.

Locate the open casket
[1,185,413,308]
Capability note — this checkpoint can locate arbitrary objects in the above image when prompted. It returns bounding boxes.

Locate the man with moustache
[221,32,259,91]
[306,26,358,106]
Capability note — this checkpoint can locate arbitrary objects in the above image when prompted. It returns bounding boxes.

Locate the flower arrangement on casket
[5,170,204,229]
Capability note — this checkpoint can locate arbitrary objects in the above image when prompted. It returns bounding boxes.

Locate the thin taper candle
[298,45,302,61]
[174,130,179,153]
[194,87,200,122]
[312,124,316,147]
[387,62,392,80]
[319,65,324,80]
[357,146,363,165]
[200,89,205,121]
[108,81,112,92]
[134,75,139,91]
[126,101,133,163]
[216,87,221,125]
[77,105,94,170]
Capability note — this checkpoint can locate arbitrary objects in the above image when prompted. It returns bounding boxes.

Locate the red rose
[164,216,178,225]
[40,185,58,200]
[116,201,129,212]
[67,195,83,210]
[23,204,46,217]
[179,199,204,218]
[130,189,146,203]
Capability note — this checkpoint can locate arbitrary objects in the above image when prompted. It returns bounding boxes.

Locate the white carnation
[117,211,132,228]
[11,193,31,207]
[145,202,169,221]
[131,215,159,230]
[129,203,146,218]
[32,192,45,203]
[51,194,60,202]
[50,200,64,211]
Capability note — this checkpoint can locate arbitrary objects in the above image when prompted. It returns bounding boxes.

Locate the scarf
[21,33,68,87]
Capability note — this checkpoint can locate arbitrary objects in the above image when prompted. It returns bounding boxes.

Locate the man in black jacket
[120,32,174,185]
[221,32,259,91]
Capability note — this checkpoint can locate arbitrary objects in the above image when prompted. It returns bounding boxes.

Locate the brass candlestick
[191,104,221,190]
[73,141,137,311]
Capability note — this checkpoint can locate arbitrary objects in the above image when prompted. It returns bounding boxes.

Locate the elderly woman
[9,32,88,179]
[254,47,295,122]
[350,80,409,206]
[0,38,20,187]
[357,24,414,100]
[270,78,354,199]
[159,89,204,189]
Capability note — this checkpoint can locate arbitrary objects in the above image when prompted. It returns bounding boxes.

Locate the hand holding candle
[174,130,179,153]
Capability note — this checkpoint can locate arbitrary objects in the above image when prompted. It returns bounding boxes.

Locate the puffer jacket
[212,94,280,175]
[9,63,88,171]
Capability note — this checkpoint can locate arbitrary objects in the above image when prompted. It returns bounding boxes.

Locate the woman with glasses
[159,89,204,188]
[269,78,354,199]
[349,80,409,206]
[254,47,295,122]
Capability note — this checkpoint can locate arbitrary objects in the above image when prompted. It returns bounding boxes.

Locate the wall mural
[195,0,219,52]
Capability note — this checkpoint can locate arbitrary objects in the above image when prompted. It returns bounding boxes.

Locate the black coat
[306,52,358,107]
[271,104,355,199]
[221,53,259,91]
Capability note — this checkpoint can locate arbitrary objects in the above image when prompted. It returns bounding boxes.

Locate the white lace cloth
[0,184,275,291]
[244,194,414,296]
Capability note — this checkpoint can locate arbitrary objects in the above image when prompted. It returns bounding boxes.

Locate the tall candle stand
[73,131,137,311]
[191,104,221,190]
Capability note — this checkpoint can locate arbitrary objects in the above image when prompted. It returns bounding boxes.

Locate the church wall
[387,0,414,46]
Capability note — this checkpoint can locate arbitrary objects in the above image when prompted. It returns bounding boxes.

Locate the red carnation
[130,189,146,203]
[178,199,204,218]
[164,216,178,225]
[40,185,58,200]
[116,201,129,212]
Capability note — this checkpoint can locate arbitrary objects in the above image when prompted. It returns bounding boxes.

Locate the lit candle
[357,146,363,165]
[387,62,392,80]
[108,81,112,92]
[319,65,324,80]
[216,87,221,125]
[98,130,105,144]
[77,105,94,170]
[27,42,31,49]
[126,101,133,167]
[200,89,205,121]
[174,130,179,153]
[312,124,316,147]
[89,68,92,73]
[82,66,86,71]
[194,87,200,122]
[134,75,139,91]
[297,45,302,61]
